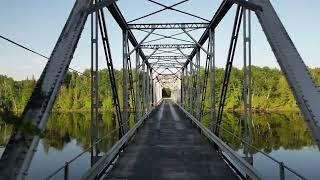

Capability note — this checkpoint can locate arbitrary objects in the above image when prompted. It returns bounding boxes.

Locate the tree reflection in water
[202,111,315,153]
[0,111,315,154]
[0,111,318,179]
[0,111,135,154]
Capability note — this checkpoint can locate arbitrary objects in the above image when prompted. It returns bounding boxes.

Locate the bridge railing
[211,116,307,180]
[177,103,307,180]
[44,119,126,180]
[45,99,162,180]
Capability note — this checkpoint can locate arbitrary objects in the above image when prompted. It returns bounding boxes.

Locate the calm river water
[0,111,319,179]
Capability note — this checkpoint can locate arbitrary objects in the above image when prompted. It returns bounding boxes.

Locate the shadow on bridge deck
[104,99,237,180]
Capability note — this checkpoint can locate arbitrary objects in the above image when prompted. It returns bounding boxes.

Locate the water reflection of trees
[0,122,12,146]
[202,112,315,153]
[42,112,121,153]
[0,112,136,154]
[0,112,315,154]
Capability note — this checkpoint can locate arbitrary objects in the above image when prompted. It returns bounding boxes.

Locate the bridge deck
[105,99,237,180]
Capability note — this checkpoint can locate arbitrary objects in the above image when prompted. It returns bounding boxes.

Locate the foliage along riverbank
[1,66,320,114]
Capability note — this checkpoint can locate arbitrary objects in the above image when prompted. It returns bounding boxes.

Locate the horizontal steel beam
[157,73,177,76]
[153,65,182,67]
[151,62,183,65]
[128,23,210,29]
[150,63,183,66]
[140,44,196,49]
[153,66,183,70]
[147,55,188,59]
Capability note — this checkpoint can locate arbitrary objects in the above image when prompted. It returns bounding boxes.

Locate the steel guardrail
[175,102,264,180]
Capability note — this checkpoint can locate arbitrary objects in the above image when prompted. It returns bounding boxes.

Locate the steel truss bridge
[0,0,319,179]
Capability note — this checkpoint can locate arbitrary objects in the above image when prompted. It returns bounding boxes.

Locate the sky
[0,0,320,80]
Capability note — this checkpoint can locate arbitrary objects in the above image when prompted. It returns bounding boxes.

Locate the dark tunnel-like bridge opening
[162,87,171,98]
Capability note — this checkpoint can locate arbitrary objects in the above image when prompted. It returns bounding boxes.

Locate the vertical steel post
[90,5,94,166]
[94,5,99,153]
[90,3,99,165]
[149,68,151,106]
[181,68,184,106]
[64,162,69,180]
[122,30,129,133]
[151,69,154,106]
[243,6,249,167]
[188,63,191,112]
[149,68,152,108]
[135,49,140,122]
[243,6,248,132]
[189,62,193,114]
[196,48,201,121]
[243,6,254,166]
[142,61,146,114]
[248,9,253,137]
[146,66,150,111]
[209,28,215,132]
[185,67,187,109]
[188,65,191,112]
[279,162,285,180]
[243,8,254,135]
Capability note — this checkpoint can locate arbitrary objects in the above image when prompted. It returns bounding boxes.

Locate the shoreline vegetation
[7,108,301,113]
[0,66,319,114]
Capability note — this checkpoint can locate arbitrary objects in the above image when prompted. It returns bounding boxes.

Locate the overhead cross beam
[147,55,188,59]
[140,44,196,49]
[152,63,183,67]
[153,51,182,56]
[142,28,197,44]
[147,0,210,22]
[155,48,180,53]
[128,23,210,29]
[128,0,189,23]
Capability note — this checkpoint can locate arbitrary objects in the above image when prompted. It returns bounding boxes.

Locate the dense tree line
[199,66,320,111]
[0,66,320,113]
